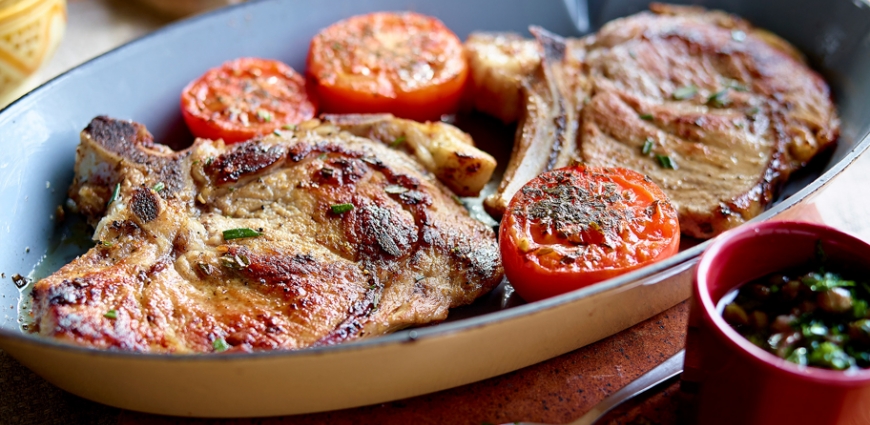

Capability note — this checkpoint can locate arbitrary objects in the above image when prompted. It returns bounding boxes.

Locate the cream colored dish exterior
[1,0,869,418]
[1,262,691,417]
[0,161,854,417]
[0,0,65,107]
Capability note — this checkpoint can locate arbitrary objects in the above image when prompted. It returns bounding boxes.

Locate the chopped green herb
[707,89,730,108]
[318,152,328,160]
[104,310,118,319]
[727,80,749,92]
[816,239,828,265]
[106,183,121,207]
[212,337,229,352]
[332,42,342,51]
[205,157,214,166]
[415,274,425,282]
[656,155,677,169]
[220,255,240,270]
[731,30,747,42]
[786,347,808,366]
[384,185,408,194]
[672,85,697,100]
[152,182,165,192]
[389,135,407,148]
[273,130,282,136]
[222,228,262,240]
[100,240,114,248]
[639,113,654,121]
[801,320,828,338]
[725,264,870,371]
[808,341,852,370]
[330,203,354,214]
[801,272,855,292]
[642,138,654,155]
[256,109,273,122]
[848,346,870,365]
[854,300,868,319]
[282,124,296,130]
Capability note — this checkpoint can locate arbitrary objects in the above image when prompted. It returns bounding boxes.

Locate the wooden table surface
[2,1,870,424]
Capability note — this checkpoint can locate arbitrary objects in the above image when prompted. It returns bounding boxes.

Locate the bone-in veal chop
[31,116,503,353]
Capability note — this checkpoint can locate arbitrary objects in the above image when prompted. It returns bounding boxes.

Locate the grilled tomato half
[500,166,680,301]
[181,57,317,143]
[306,11,468,121]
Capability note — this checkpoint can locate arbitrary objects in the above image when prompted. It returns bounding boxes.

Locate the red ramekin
[685,221,870,425]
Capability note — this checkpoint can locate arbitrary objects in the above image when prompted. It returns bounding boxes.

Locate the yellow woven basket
[0,0,65,107]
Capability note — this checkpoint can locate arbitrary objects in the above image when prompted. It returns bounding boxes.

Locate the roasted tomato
[306,11,468,122]
[500,166,680,302]
[180,57,317,144]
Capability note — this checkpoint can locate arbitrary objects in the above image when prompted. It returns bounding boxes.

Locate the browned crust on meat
[206,142,288,185]
[577,7,838,238]
[70,117,192,224]
[33,116,503,353]
[130,186,160,223]
[82,116,156,163]
[320,113,497,197]
[483,5,838,239]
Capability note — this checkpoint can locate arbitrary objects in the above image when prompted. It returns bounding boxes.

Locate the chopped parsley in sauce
[722,252,870,370]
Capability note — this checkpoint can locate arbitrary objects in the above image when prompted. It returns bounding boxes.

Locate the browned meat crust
[31,116,503,353]
[580,5,839,238]
[483,4,839,238]
[320,113,497,197]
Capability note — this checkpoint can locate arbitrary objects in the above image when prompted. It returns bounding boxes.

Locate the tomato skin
[306,12,468,122]
[499,166,680,302]
[180,58,317,144]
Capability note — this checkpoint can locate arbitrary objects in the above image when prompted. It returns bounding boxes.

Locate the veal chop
[475,4,839,238]
[30,116,503,353]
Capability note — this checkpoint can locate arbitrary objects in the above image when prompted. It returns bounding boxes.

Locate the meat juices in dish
[478,4,839,238]
[30,116,503,353]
